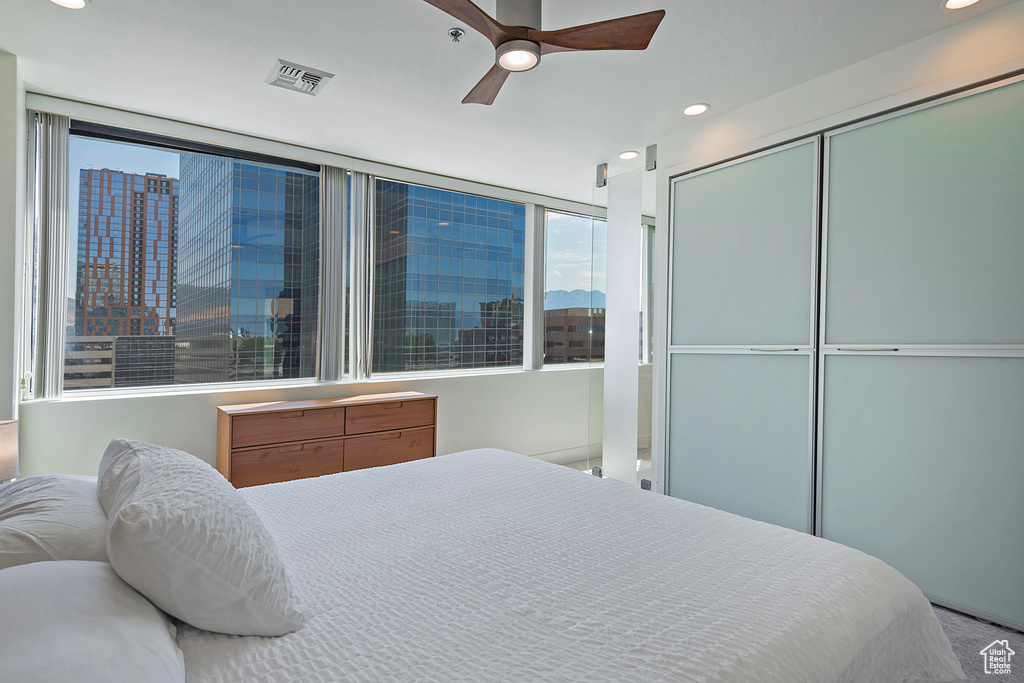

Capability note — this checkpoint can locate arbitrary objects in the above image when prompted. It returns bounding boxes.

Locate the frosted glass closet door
[669,354,810,531]
[822,356,1024,629]
[667,140,817,532]
[671,142,815,346]
[821,77,1024,629]
[825,78,1024,345]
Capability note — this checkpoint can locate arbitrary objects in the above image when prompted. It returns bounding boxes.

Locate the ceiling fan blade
[462,64,511,106]
[422,0,512,48]
[530,9,666,55]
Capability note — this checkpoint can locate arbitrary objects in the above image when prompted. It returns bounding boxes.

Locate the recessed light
[496,40,541,72]
[618,151,639,160]
[944,0,980,8]
[49,0,88,8]
[682,103,709,116]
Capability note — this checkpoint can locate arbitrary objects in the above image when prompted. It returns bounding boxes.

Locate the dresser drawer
[344,426,434,471]
[232,406,346,448]
[345,399,434,435]
[231,438,346,488]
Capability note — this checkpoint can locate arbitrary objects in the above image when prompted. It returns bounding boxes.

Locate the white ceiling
[1,0,1017,208]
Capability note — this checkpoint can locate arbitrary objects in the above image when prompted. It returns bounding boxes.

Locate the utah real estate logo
[979,639,1014,675]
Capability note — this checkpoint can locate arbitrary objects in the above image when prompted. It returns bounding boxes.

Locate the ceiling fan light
[496,40,541,72]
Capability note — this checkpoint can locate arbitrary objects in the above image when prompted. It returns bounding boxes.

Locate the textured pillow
[0,474,109,569]
[0,560,185,683]
[98,438,303,636]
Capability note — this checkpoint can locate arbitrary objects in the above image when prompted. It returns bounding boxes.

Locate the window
[543,210,607,364]
[63,128,320,391]
[32,112,615,399]
[372,179,525,372]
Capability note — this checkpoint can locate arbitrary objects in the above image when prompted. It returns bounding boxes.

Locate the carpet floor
[934,606,1022,681]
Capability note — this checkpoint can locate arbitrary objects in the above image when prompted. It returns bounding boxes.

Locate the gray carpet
[933,606,1022,681]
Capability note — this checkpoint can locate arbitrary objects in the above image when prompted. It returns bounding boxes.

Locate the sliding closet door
[667,139,818,533]
[820,76,1024,629]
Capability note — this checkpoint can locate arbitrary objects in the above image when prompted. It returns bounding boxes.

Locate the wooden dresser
[216,392,437,488]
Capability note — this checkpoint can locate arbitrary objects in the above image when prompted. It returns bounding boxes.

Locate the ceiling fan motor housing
[496,0,542,29]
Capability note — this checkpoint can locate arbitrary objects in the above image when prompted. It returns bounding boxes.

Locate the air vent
[265,59,334,96]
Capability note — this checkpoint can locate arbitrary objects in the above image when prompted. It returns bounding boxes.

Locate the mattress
[176,449,964,683]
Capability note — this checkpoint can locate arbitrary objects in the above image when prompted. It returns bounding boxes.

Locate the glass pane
[671,141,815,346]
[641,224,654,363]
[825,80,1024,344]
[543,210,607,364]
[371,179,525,372]
[66,134,319,390]
[668,353,810,532]
[822,355,1024,626]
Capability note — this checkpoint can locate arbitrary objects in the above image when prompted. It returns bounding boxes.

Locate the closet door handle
[836,347,899,352]
[750,348,799,352]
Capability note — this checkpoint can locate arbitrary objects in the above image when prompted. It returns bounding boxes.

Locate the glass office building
[373,179,525,372]
[175,154,320,383]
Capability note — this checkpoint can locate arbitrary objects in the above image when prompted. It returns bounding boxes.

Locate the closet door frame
[814,73,1024,537]
[665,137,822,534]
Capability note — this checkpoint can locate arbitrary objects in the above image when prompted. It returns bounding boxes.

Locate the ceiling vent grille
[265,59,334,96]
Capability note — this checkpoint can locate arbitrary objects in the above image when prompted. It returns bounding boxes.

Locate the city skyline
[65,162,179,389]
[66,135,320,388]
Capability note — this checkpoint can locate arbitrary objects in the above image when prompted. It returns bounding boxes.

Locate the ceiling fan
[423,0,666,105]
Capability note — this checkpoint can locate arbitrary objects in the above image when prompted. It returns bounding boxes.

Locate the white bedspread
[176,449,964,683]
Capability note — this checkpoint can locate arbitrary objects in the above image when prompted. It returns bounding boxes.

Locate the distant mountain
[544,289,606,310]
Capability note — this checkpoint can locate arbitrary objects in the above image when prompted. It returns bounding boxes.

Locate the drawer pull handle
[380,432,402,440]
[279,444,305,453]
[280,411,305,419]
[382,402,403,410]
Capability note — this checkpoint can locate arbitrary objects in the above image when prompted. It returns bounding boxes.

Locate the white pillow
[0,474,109,569]
[97,438,303,636]
[0,560,185,683]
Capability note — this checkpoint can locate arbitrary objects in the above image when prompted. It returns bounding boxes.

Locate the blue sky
[544,210,607,294]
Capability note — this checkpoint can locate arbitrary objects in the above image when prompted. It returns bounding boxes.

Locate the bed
[170,448,963,683]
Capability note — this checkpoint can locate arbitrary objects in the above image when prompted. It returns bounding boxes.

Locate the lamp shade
[0,420,19,481]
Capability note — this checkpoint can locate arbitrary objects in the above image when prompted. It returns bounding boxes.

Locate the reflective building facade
[373,180,525,372]
[175,154,320,383]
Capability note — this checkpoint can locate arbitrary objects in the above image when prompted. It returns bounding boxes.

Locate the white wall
[0,52,25,422]
[20,367,606,477]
